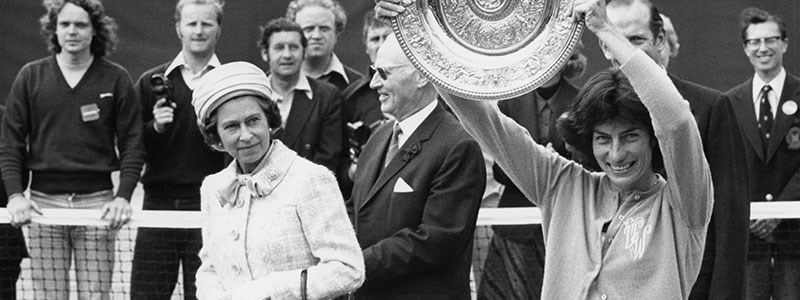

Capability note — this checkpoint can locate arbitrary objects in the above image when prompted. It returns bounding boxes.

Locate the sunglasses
[370,64,410,80]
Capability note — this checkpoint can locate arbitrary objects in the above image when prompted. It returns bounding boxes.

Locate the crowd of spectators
[1,0,799,299]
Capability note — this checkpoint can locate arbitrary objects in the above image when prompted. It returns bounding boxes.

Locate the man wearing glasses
[726,7,800,300]
[345,33,485,299]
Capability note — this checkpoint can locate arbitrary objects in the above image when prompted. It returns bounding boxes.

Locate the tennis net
[1,202,799,299]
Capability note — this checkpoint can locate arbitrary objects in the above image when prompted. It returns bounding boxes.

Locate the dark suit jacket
[0,106,28,263]
[337,68,386,199]
[317,63,364,92]
[667,75,750,300]
[342,68,384,127]
[727,72,800,260]
[273,77,342,173]
[347,104,486,300]
[492,78,579,241]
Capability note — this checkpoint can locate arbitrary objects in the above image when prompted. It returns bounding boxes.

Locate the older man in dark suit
[604,1,750,299]
[346,33,485,300]
[727,7,800,299]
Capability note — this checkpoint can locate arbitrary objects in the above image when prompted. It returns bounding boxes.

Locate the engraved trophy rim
[391,0,584,101]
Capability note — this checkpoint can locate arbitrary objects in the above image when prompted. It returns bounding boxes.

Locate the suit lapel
[731,81,766,161]
[354,122,392,211]
[766,75,800,161]
[280,88,314,148]
[359,105,444,211]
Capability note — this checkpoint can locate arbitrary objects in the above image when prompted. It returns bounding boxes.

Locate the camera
[150,73,174,107]
[347,120,383,159]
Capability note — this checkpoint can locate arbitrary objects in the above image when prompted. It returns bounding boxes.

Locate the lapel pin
[782,100,797,116]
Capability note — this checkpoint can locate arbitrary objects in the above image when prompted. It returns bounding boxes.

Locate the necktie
[385,123,402,167]
[539,101,552,142]
[759,85,774,143]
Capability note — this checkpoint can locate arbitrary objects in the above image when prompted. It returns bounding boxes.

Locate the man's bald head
[374,33,412,68]
[370,34,435,121]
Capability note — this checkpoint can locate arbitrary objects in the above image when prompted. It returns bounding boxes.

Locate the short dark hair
[40,0,118,56]
[174,0,224,25]
[558,68,663,172]
[200,95,282,147]
[285,0,347,35]
[258,17,307,53]
[739,7,787,42]
[362,10,390,44]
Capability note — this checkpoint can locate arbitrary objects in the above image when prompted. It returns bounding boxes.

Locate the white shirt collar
[165,52,221,90]
[318,54,350,84]
[396,100,438,148]
[165,51,221,77]
[752,67,786,118]
[267,72,313,101]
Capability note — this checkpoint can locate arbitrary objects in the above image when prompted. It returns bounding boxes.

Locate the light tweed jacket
[196,140,365,299]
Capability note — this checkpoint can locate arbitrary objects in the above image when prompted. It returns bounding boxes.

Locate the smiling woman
[190,61,364,300]
[377,0,714,297]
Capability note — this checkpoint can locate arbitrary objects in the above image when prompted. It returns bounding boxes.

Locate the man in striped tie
[725,7,800,300]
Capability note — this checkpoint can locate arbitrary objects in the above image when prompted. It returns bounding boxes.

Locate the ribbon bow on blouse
[217,174,267,208]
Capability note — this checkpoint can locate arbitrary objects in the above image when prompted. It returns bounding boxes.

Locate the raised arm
[575,0,712,227]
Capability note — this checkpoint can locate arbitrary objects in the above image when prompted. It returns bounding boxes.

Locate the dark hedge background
[1,1,798,99]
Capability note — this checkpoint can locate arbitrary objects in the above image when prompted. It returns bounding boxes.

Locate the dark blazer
[337,68,386,199]
[341,68,384,127]
[727,72,800,260]
[668,75,750,300]
[347,103,486,300]
[317,63,364,92]
[273,77,342,173]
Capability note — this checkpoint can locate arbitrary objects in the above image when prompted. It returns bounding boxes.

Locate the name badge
[80,104,100,122]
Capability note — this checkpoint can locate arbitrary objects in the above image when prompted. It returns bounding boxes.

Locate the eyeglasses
[370,64,409,80]
[744,36,784,49]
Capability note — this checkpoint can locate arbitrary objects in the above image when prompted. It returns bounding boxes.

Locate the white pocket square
[393,178,414,193]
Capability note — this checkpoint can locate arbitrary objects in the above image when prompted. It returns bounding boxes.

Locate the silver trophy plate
[391,0,583,101]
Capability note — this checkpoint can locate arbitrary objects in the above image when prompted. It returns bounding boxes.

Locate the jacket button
[230,230,239,241]
[601,294,608,300]
[232,265,241,274]
[766,194,773,201]
[304,144,311,150]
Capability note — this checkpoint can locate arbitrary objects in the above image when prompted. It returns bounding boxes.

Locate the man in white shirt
[131,0,228,298]
[725,7,800,300]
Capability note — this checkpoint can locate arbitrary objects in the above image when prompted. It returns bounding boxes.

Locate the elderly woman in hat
[191,61,364,300]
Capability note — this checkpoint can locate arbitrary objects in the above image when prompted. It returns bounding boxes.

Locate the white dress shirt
[165,51,221,90]
[395,100,438,148]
